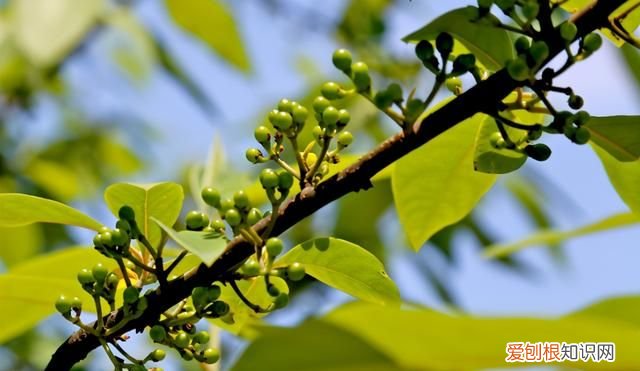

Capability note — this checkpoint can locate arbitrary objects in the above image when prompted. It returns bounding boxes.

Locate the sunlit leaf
[0,225,43,268]
[0,193,102,231]
[593,145,640,215]
[165,0,250,72]
[104,182,184,248]
[153,218,226,267]
[483,212,639,258]
[568,295,640,328]
[275,238,400,306]
[105,8,156,82]
[585,116,640,162]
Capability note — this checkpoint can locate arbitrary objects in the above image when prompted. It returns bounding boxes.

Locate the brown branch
[45,1,624,369]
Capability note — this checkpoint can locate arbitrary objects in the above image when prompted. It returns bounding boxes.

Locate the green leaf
[104,182,184,248]
[473,116,528,174]
[105,8,156,82]
[483,212,639,258]
[0,225,43,268]
[568,296,640,328]
[585,116,640,162]
[165,0,250,72]
[0,193,102,231]
[402,6,514,70]
[275,237,400,306]
[11,0,103,67]
[323,302,640,370]
[153,218,226,267]
[392,113,497,250]
[621,44,640,87]
[593,145,640,215]
[0,247,115,344]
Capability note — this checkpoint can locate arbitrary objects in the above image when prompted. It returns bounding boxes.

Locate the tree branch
[45,1,625,369]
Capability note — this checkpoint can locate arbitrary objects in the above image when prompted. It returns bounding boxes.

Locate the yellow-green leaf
[0,193,102,231]
[392,113,497,250]
[153,218,226,267]
[165,0,250,72]
[586,116,640,162]
[275,238,400,306]
[593,144,640,215]
[0,225,43,268]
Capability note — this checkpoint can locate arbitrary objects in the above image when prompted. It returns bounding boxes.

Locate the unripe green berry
[224,208,242,227]
[150,349,166,362]
[210,300,230,316]
[489,132,506,149]
[219,198,234,212]
[527,125,543,141]
[245,148,263,164]
[574,110,591,126]
[312,96,331,114]
[186,211,209,231]
[254,126,271,144]
[277,170,294,190]
[242,259,261,276]
[582,33,602,53]
[77,268,95,285]
[273,292,289,309]
[70,297,82,311]
[192,286,208,309]
[452,54,476,75]
[522,1,539,20]
[92,263,109,283]
[118,206,136,222]
[529,41,549,65]
[116,219,131,236]
[514,36,530,54]
[174,331,190,348]
[193,331,210,344]
[123,286,139,304]
[203,348,220,364]
[233,190,250,210]
[267,284,280,297]
[266,237,284,257]
[405,99,424,123]
[337,109,351,126]
[332,49,352,72]
[106,273,120,288]
[99,231,114,248]
[374,90,393,109]
[272,111,293,131]
[277,98,294,113]
[55,295,72,314]
[525,143,552,161]
[386,83,403,102]
[207,285,222,302]
[574,127,591,144]
[560,22,578,42]
[350,62,371,92]
[312,125,324,141]
[210,219,225,230]
[181,349,194,361]
[321,82,341,100]
[564,124,577,139]
[292,104,309,123]
[415,40,434,61]
[92,233,103,248]
[445,77,463,95]
[260,168,279,189]
[111,228,128,246]
[435,32,454,57]
[337,131,354,147]
[322,106,340,127]
[568,95,584,109]
[286,262,306,281]
[506,57,530,81]
[149,325,167,342]
[247,208,262,225]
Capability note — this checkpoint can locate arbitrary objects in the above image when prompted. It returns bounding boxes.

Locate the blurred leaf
[153,218,225,267]
[392,111,497,250]
[483,212,639,258]
[585,116,640,162]
[593,144,640,214]
[0,193,102,230]
[473,117,528,174]
[621,44,640,86]
[0,225,43,268]
[232,320,402,371]
[165,0,250,72]
[105,8,156,82]
[11,0,103,67]
[403,7,514,70]
[337,0,391,44]
[104,182,184,248]
[561,0,639,47]
[568,296,640,328]
[22,159,80,201]
[0,247,115,344]
[275,237,400,306]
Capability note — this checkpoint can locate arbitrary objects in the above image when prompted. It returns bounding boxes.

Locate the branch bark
[45,1,625,369]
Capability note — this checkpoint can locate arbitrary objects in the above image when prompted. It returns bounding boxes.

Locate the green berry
[77,268,95,285]
[435,32,454,57]
[242,259,261,276]
[477,0,493,9]
[514,36,530,54]
[286,262,306,281]
[568,95,584,109]
[211,300,230,316]
[272,111,293,131]
[115,219,131,236]
[522,1,539,20]
[192,287,208,309]
[207,285,222,302]
[70,297,82,311]
[574,127,591,144]
[405,98,425,123]
[277,98,294,113]
[181,349,194,361]
[106,273,120,288]
[277,170,294,190]
[254,126,271,144]
[111,228,128,246]
[322,106,340,127]
[247,208,262,225]
[186,211,209,231]
[527,125,543,141]
[415,40,434,61]
[273,292,289,309]
[150,349,166,362]
[312,125,324,141]
[292,104,309,123]
[266,237,284,257]
[149,325,166,342]
[202,348,220,364]
[92,263,109,283]
[374,90,393,109]
[525,143,552,161]
[529,41,549,65]
[92,233,103,248]
[321,82,341,100]
[489,132,506,149]
[55,295,72,314]
[332,49,352,72]
[350,62,371,92]
[219,198,234,212]
[174,331,190,348]
[506,57,530,81]
[574,110,591,126]
[233,190,250,209]
[99,231,114,248]
[337,131,354,147]
[245,148,263,164]
[563,124,577,139]
[337,109,351,126]
[210,219,225,230]
[312,96,331,114]
[202,187,221,208]
[224,208,242,227]
[582,33,602,53]
[445,77,463,95]
[118,206,135,222]
[560,22,578,42]
[260,168,279,189]
[267,284,280,297]
[193,331,210,344]
[452,54,476,75]
[123,286,139,304]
